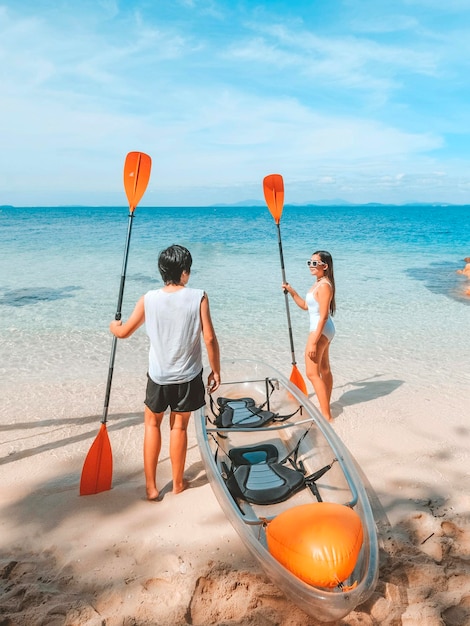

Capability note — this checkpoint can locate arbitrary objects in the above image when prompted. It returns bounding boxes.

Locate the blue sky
[2,0,470,206]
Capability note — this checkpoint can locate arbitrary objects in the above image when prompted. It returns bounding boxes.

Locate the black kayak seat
[225,443,305,505]
[215,397,277,428]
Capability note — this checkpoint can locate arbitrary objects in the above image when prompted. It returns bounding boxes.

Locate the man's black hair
[158,244,192,285]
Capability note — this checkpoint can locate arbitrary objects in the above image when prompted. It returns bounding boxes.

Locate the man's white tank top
[144,287,204,384]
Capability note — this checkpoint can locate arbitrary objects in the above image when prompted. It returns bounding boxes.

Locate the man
[110,244,221,500]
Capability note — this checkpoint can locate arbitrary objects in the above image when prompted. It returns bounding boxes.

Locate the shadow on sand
[330,376,404,418]
[0,412,143,466]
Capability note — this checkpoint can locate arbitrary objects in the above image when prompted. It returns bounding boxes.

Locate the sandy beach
[1,358,470,626]
[3,0,470,616]
[1,205,469,624]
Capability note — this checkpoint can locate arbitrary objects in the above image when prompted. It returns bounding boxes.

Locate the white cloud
[1,1,470,205]
[234,22,439,97]
[0,78,446,204]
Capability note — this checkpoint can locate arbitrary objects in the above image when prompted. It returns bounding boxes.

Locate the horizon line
[2,201,470,209]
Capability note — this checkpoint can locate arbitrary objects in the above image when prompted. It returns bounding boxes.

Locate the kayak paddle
[263,174,308,395]
[80,151,152,495]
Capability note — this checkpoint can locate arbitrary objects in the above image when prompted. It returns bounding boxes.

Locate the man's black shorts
[144,370,205,413]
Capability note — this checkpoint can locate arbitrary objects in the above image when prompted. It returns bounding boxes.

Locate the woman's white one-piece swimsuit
[306,283,335,342]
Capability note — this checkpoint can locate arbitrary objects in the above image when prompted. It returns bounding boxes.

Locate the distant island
[212,200,463,208]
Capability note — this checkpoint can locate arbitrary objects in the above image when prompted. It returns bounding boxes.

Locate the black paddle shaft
[276,222,297,367]
[102,210,135,424]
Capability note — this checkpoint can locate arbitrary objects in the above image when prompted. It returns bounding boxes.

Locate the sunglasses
[306,260,325,268]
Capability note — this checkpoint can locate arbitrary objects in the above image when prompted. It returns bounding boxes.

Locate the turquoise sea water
[1,204,469,424]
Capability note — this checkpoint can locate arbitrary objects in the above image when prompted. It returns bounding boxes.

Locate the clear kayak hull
[195,360,379,622]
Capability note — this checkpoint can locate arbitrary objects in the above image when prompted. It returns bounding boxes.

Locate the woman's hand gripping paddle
[263,174,308,395]
[80,151,152,496]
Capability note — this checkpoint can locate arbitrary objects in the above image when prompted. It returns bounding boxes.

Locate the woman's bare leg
[143,406,164,500]
[169,411,192,494]
[320,342,333,404]
[305,335,333,421]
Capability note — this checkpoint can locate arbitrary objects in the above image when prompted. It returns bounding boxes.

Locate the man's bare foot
[172,479,189,495]
[146,488,159,501]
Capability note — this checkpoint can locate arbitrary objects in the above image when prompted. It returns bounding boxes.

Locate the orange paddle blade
[263,174,284,224]
[79,423,113,495]
[290,365,308,395]
[124,151,152,212]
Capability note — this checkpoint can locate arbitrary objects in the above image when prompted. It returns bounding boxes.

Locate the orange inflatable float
[266,502,363,588]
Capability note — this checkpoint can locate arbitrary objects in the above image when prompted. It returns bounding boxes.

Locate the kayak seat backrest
[226,443,305,505]
[216,397,277,428]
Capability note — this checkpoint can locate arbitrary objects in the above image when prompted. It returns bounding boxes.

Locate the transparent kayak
[195,359,379,623]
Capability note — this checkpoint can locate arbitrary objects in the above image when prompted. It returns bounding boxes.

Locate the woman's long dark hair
[314,250,336,315]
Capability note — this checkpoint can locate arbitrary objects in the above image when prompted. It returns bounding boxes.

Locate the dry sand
[1,373,470,626]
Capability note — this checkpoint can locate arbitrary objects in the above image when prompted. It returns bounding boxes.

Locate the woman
[283,250,336,421]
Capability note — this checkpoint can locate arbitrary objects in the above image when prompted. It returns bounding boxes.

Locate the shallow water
[1,204,469,424]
